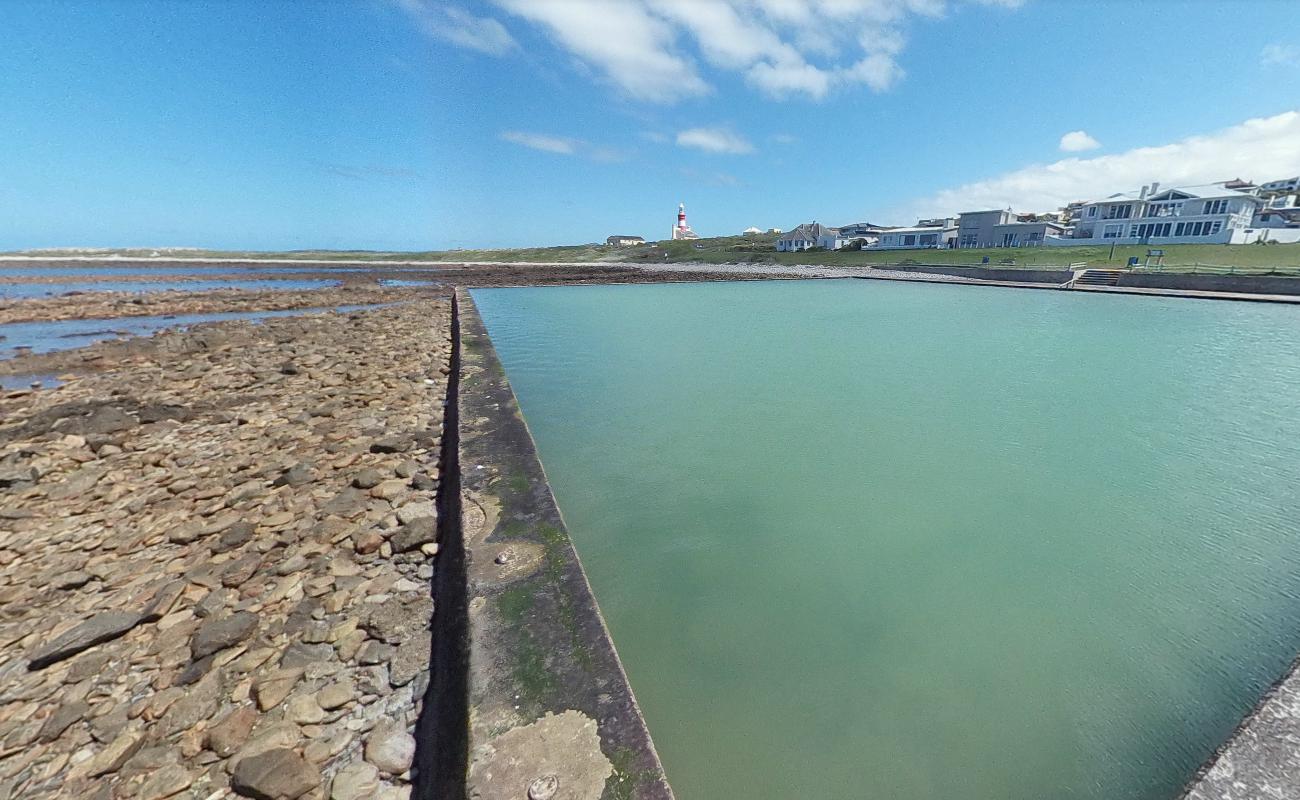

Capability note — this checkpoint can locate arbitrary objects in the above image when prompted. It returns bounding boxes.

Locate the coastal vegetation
[10,237,1300,273]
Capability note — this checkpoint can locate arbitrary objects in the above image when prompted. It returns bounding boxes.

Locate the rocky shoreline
[0,285,441,326]
[0,299,452,799]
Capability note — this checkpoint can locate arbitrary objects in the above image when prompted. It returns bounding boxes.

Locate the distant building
[956,210,1014,248]
[836,221,890,239]
[776,222,837,252]
[672,202,700,240]
[742,227,763,236]
[990,220,1066,247]
[872,220,958,250]
[1060,182,1264,245]
[767,228,783,234]
[606,235,645,246]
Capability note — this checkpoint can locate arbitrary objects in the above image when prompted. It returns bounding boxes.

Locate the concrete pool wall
[435,289,673,799]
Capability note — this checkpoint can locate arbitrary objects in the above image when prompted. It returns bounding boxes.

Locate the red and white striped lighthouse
[672,201,698,240]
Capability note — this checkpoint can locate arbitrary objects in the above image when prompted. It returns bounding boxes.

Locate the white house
[742,227,763,236]
[870,221,957,250]
[1053,183,1263,246]
[605,235,645,246]
[777,222,838,252]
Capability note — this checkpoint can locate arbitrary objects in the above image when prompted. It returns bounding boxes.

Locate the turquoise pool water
[473,279,1300,800]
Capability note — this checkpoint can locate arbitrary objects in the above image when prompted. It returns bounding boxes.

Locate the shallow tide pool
[473,279,1300,800]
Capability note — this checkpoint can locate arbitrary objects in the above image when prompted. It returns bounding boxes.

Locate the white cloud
[488,0,1022,102]
[492,0,709,102]
[499,131,578,154]
[1261,43,1300,67]
[888,110,1300,222]
[500,130,630,162]
[676,127,756,154]
[396,0,516,56]
[1059,130,1101,152]
[772,133,798,144]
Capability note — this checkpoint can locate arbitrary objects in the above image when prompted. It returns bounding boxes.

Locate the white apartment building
[1057,183,1263,246]
[871,221,957,250]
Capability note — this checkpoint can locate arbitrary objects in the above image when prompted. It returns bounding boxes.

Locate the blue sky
[3,0,1300,251]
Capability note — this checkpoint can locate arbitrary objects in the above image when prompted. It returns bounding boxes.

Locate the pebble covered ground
[0,300,451,800]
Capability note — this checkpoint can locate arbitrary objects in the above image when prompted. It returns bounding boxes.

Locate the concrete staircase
[1072,269,1124,288]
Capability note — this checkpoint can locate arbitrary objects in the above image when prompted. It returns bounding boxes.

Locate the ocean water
[0,278,338,299]
[473,279,1300,800]
[0,304,387,359]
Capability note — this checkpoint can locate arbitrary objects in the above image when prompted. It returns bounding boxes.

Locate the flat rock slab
[28,610,145,670]
[231,747,321,800]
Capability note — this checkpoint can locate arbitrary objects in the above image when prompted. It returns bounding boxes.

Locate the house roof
[993,221,1066,230]
[606,234,644,240]
[777,222,837,241]
[882,224,956,234]
[1146,184,1259,201]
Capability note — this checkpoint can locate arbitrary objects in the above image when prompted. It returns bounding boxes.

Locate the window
[1175,222,1185,236]
[960,234,978,247]
[919,234,937,245]
[903,234,916,246]
[1087,206,1097,218]
[1202,199,1228,215]
[1210,221,1222,235]
[1103,204,1133,220]
[1103,224,1125,238]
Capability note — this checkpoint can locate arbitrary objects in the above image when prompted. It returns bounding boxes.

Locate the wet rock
[28,610,145,670]
[190,611,258,660]
[231,747,321,800]
[364,721,415,775]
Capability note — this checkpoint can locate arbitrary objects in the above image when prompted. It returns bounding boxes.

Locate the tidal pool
[472,279,1300,800]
